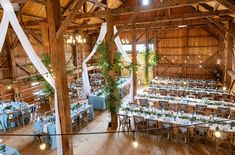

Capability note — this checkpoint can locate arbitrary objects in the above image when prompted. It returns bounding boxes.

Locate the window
[142,0,149,5]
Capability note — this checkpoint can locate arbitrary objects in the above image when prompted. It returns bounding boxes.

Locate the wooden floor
[2,95,233,155]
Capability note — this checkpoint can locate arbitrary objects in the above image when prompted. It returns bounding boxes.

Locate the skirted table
[0,101,36,131]
[88,77,130,110]
[0,145,20,155]
[33,103,94,150]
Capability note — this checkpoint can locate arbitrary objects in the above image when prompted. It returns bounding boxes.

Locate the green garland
[96,42,121,114]
[143,49,159,85]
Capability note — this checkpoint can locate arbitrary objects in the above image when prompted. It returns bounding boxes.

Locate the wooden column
[6,32,17,81]
[145,28,149,85]
[132,23,137,97]
[46,1,73,155]
[71,44,79,78]
[224,21,234,86]
[41,23,50,54]
[106,15,118,129]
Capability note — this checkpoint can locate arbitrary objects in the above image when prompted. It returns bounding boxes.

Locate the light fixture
[184,60,187,63]
[214,126,221,138]
[223,86,227,91]
[31,82,40,87]
[132,131,138,148]
[178,24,187,28]
[142,0,149,5]
[217,59,221,65]
[200,60,202,63]
[7,85,11,90]
[183,81,187,85]
[38,135,46,150]
[199,65,202,68]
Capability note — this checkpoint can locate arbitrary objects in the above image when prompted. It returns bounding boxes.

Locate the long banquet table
[0,145,20,155]
[119,104,235,132]
[135,93,235,110]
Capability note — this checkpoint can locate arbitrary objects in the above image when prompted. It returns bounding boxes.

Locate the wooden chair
[20,107,31,126]
[159,101,169,110]
[138,99,149,107]
[146,119,158,136]
[117,114,131,134]
[78,110,89,130]
[213,130,234,152]
[193,125,209,146]
[217,107,230,119]
[159,121,173,140]
[195,105,207,115]
[133,115,146,131]
[177,125,190,144]
[177,103,188,113]
[7,110,21,129]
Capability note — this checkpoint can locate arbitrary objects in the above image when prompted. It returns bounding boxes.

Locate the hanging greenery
[96,42,121,115]
[142,49,159,85]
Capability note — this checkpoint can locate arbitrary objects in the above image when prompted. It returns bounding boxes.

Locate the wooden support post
[41,23,50,54]
[224,21,234,86]
[46,0,73,155]
[106,15,118,129]
[132,23,137,97]
[6,32,17,81]
[145,28,149,85]
[72,44,78,73]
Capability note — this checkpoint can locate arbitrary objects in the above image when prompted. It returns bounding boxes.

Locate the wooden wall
[155,27,222,79]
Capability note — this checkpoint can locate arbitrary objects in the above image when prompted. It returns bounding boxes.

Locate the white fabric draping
[0,0,63,154]
[82,22,133,101]
[82,22,107,94]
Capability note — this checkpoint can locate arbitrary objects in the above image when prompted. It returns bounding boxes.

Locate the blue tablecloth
[88,95,106,110]
[0,102,30,131]
[33,103,94,150]
[0,146,20,155]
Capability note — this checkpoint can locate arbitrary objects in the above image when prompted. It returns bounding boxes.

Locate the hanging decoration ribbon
[82,22,134,101]
[0,0,63,154]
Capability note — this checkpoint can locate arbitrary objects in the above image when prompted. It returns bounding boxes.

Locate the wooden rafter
[75,0,215,19]
[56,0,87,38]
[217,0,235,13]
[112,13,138,40]
[207,17,235,37]
[62,0,79,16]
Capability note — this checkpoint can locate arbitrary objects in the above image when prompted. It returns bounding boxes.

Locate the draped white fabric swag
[82,23,134,101]
[0,0,63,154]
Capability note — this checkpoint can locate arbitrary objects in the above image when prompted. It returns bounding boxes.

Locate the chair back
[217,107,230,118]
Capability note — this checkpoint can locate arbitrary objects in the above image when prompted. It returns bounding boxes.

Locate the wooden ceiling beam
[112,13,138,40]
[207,17,235,37]
[10,0,29,3]
[56,0,88,38]
[75,0,215,19]
[216,0,235,13]
[62,0,79,16]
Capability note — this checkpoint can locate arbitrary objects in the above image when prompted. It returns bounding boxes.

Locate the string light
[214,126,221,138]
[132,130,138,148]
[7,85,11,90]
[217,59,221,64]
[199,65,202,68]
[38,135,46,150]
[223,86,227,91]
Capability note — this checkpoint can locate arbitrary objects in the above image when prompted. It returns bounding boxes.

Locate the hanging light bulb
[38,135,46,150]
[223,86,227,91]
[214,126,221,138]
[83,38,86,43]
[40,143,46,150]
[7,85,11,90]
[132,131,138,149]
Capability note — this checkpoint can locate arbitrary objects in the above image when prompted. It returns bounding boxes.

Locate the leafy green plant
[96,42,121,115]
[142,49,159,85]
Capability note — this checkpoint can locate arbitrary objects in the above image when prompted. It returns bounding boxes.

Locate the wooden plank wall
[155,27,221,79]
